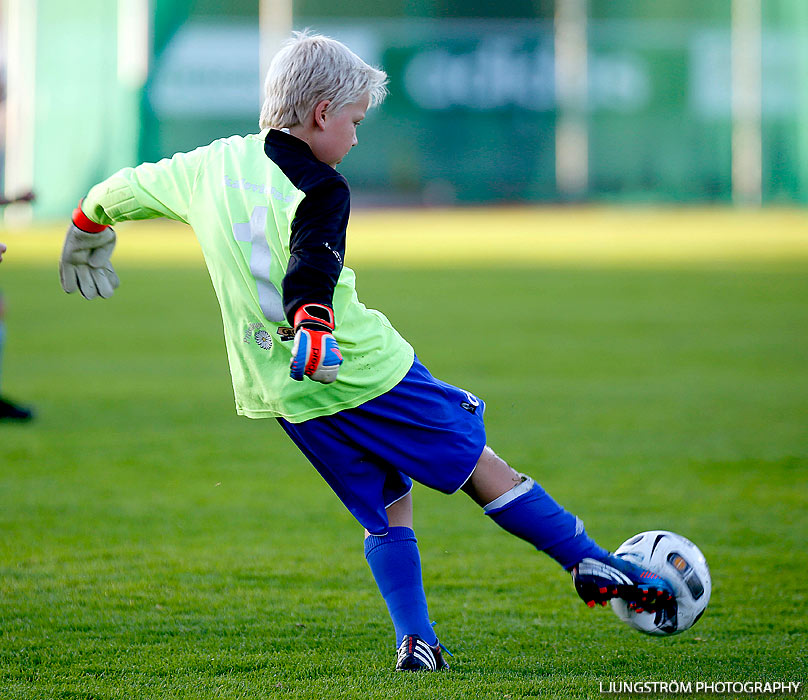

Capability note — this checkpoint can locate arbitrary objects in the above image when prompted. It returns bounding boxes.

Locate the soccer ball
[610,530,711,636]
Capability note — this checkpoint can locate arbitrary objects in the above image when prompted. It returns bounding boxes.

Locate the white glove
[60,206,119,300]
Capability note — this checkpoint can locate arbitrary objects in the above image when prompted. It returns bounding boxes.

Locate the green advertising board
[138,10,808,205]
[18,0,808,218]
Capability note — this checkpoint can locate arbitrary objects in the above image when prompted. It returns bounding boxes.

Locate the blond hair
[259,31,388,130]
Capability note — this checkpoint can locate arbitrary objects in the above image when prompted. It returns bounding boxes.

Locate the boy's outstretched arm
[59,148,205,300]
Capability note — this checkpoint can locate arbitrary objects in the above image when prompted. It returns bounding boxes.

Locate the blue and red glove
[289,303,343,384]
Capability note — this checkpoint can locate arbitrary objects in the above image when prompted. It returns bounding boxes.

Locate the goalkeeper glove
[59,202,119,299]
[289,303,343,384]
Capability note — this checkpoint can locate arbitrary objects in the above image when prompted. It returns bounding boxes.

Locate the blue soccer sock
[485,477,609,570]
[364,527,438,646]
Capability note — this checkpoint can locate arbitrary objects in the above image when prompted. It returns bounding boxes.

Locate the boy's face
[312,93,370,168]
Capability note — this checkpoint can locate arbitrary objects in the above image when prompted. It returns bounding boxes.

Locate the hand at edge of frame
[59,201,119,300]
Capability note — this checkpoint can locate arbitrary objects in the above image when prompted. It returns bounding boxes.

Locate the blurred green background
[3,0,807,218]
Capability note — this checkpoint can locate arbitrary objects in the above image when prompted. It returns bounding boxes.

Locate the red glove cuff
[72,200,107,233]
[293,303,335,331]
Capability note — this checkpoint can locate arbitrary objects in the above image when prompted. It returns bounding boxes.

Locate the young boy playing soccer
[59,32,675,671]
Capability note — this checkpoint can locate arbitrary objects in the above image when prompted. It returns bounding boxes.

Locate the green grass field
[1,209,806,699]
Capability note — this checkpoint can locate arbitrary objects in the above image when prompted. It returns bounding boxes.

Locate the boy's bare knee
[462,446,523,507]
[364,491,414,537]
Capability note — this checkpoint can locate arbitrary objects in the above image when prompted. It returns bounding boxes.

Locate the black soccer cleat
[572,553,675,613]
[0,396,34,422]
[395,634,449,672]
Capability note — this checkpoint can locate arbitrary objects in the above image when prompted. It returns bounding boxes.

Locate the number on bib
[233,206,285,322]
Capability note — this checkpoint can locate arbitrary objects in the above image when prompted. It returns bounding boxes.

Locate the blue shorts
[278,357,486,535]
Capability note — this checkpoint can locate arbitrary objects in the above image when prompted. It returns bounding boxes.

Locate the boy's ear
[313,100,331,130]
